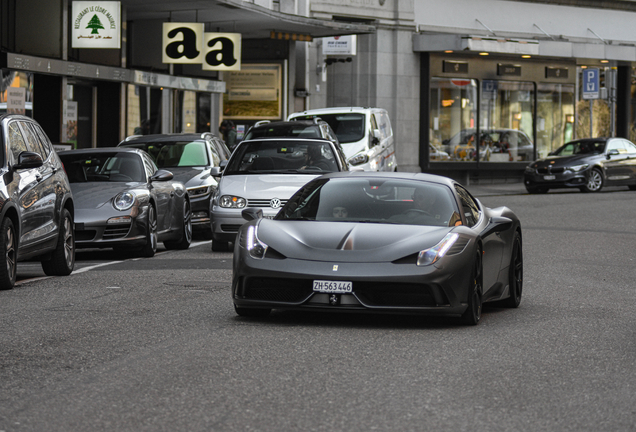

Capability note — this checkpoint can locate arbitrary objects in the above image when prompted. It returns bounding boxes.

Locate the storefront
[418,52,576,183]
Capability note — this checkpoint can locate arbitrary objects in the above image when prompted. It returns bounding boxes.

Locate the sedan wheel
[461,250,483,325]
[0,218,17,290]
[42,209,75,276]
[164,200,192,250]
[582,168,604,193]
[501,232,523,308]
[140,205,158,257]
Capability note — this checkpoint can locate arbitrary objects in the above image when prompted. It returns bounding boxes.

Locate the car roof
[290,107,384,116]
[119,133,218,144]
[59,147,144,155]
[251,120,323,129]
[317,171,458,188]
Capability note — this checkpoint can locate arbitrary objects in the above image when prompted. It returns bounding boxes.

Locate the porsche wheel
[41,209,75,276]
[0,217,17,290]
[501,231,523,308]
[234,304,271,317]
[164,200,192,250]
[461,250,483,325]
[581,168,603,193]
[140,205,158,258]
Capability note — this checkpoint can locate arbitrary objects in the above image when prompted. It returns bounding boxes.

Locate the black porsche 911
[232,172,523,325]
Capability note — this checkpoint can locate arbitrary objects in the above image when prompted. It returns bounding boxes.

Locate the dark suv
[118,132,230,237]
[244,119,340,146]
[0,114,75,290]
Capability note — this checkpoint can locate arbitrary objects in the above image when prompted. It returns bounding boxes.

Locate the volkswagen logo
[270,198,281,209]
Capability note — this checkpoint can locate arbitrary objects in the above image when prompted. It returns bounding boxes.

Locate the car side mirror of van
[210,166,222,177]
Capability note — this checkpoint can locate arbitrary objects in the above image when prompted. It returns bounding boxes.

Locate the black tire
[164,200,192,250]
[525,186,548,194]
[0,217,17,290]
[139,205,158,258]
[628,184,636,191]
[234,304,271,317]
[500,231,523,308]
[211,240,230,252]
[461,249,483,325]
[41,209,75,276]
[581,168,604,193]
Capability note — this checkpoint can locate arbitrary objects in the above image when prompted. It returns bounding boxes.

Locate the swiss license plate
[312,280,352,294]
[543,175,556,181]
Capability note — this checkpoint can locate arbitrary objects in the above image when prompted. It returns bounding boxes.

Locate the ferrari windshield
[60,152,145,183]
[224,140,339,175]
[553,140,606,156]
[121,141,211,167]
[277,177,461,227]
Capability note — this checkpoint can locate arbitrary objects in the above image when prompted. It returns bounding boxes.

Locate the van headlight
[417,233,459,266]
[348,153,369,166]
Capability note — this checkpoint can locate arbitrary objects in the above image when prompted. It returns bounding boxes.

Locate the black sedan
[119,132,230,237]
[59,148,192,257]
[232,172,522,325]
[524,137,636,193]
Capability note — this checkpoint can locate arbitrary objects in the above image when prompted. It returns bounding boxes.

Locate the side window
[32,123,53,158]
[624,140,636,155]
[207,142,221,167]
[20,122,47,160]
[370,114,379,133]
[142,153,157,178]
[606,139,623,153]
[455,185,481,227]
[7,122,28,164]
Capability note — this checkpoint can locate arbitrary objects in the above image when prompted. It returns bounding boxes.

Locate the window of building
[537,83,575,158]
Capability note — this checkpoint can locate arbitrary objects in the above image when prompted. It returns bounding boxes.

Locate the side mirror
[482,216,513,237]
[242,208,263,221]
[150,169,174,182]
[14,151,43,170]
[607,149,620,159]
[210,166,222,177]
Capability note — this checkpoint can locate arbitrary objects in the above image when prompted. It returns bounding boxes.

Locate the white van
[288,107,397,172]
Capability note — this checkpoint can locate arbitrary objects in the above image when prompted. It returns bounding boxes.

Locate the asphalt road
[1,187,636,431]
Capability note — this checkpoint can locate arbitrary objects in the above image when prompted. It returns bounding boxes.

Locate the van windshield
[294,113,364,144]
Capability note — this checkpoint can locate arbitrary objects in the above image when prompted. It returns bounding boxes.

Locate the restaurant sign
[71,1,121,49]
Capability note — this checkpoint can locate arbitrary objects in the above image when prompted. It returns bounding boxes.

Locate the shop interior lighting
[479,52,489,56]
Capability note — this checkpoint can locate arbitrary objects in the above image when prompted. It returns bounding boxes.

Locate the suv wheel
[0,217,17,290]
[42,209,75,276]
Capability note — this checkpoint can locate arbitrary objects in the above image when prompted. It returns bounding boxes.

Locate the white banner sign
[7,87,25,111]
[203,33,242,71]
[322,35,357,56]
[72,1,121,49]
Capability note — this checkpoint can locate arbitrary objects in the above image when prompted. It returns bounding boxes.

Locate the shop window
[429,78,478,162]
[480,81,535,162]
[126,85,162,137]
[175,90,197,133]
[537,83,575,158]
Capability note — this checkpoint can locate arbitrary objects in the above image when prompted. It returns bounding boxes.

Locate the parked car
[444,129,534,162]
[59,147,191,257]
[232,172,523,325]
[118,133,229,237]
[524,137,636,193]
[244,119,340,146]
[0,114,75,290]
[210,137,349,251]
[288,107,397,172]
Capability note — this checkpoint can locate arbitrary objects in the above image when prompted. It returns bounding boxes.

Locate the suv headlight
[246,224,268,259]
[348,153,369,166]
[417,233,459,266]
[188,185,211,198]
[565,164,589,173]
[113,192,135,211]
[220,195,247,208]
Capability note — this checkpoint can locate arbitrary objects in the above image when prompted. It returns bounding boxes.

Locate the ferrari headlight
[113,192,135,211]
[220,195,247,208]
[187,185,211,198]
[348,153,369,166]
[417,233,459,266]
[246,224,268,259]
[565,164,589,173]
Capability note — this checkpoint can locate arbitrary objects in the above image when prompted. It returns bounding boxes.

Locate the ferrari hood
[220,174,319,199]
[256,219,454,263]
[70,182,145,210]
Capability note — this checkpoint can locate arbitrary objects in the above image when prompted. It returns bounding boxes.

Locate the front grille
[221,224,242,232]
[243,278,313,303]
[75,230,96,241]
[537,167,565,174]
[354,283,444,307]
[103,224,131,240]
[247,199,288,208]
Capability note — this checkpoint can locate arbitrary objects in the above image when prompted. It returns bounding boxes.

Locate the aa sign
[163,23,241,71]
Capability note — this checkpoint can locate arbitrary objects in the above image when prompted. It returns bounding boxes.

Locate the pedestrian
[219,120,237,151]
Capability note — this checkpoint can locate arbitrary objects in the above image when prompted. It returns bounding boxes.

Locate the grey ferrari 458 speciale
[232,172,522,325]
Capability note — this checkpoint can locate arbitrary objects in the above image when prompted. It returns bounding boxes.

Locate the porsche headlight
[220,195,247,208]
[417,233,459,266]
[113,192,136,211]
[565,164,589,173]
[246,224,268,259]
[348,153,369,166]
[188,185,211,198]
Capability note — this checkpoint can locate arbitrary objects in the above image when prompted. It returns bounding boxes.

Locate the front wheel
[461,250,483,325]
[0,217,17,290]
[139,205,158,258]
[581,168,604,193]
[500,232,523,308]
[164,200,192,250]
[41,209,75,276]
